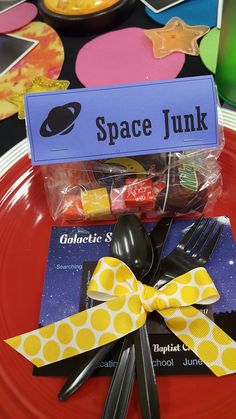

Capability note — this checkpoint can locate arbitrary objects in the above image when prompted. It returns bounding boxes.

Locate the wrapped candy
[81,187,111,217]
[41,146,223,221]
[124,179,156,209]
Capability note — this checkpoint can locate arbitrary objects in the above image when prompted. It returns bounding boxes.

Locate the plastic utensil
[103,214,160,419]
[58,217,173,406]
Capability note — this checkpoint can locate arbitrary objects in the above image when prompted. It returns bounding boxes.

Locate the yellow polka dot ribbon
[4,257,236,377]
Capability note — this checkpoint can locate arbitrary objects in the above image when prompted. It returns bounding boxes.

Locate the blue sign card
[25,76,220,166]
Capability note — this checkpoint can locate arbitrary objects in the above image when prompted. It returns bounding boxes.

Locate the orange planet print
[44,0,119,15]
[0,22,64,121]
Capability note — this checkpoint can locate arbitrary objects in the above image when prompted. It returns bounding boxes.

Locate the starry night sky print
[40,224,115,325]
[39,216,235,326]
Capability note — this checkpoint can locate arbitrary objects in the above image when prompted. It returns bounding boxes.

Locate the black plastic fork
[151,216,224,288]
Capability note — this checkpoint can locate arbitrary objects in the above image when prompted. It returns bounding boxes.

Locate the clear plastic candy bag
[41,143,224,222]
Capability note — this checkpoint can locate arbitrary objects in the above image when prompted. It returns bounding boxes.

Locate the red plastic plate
[1,129,236,418]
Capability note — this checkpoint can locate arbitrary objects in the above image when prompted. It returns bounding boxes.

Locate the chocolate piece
[157,166,208,214]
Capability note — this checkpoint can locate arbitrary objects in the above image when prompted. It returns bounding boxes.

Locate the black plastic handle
[134,325,160,419]
[147,217,173,286]
[58,341,117,401]
[103,325,160,419]
[102,334,135,419]
[101,219,173,417]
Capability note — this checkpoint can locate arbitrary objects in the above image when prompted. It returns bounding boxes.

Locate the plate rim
[0,137,29,178]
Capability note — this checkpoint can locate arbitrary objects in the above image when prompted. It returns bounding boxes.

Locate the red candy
[62,194,85,221]
[124,178,155,209]
[153,181,166,196]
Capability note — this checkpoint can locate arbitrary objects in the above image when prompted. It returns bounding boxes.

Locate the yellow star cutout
[7,76,70,119]
[145,17,210,59]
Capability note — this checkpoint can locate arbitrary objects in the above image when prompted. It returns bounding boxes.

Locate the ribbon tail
[4,295,147,367]
[160,306,236,377]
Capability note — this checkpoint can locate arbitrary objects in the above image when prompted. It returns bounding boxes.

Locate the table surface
[0,0,212,157]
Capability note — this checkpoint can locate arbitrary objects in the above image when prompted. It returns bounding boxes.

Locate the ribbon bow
[5,257,236,377]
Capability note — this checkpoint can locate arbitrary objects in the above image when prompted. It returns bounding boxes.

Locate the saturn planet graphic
[40,102,81,137]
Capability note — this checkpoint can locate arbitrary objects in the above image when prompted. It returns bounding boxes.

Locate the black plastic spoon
[58,214,153,403]
[103,214,160,419]
[58,217,172,406]
[110,214,154,277]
